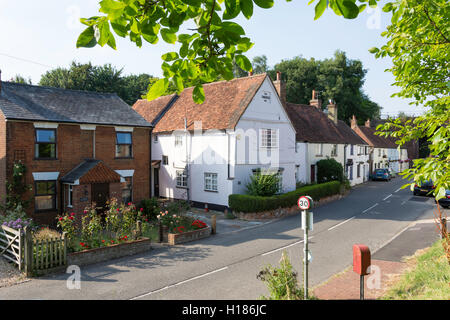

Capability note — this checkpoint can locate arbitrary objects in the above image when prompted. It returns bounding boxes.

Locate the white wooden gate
[0,225,23,270]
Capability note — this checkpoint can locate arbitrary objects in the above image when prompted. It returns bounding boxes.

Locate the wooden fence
[1,226,67,276]
[0,225,23,271]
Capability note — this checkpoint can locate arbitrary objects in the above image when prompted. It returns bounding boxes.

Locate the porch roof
[60,159,121,184]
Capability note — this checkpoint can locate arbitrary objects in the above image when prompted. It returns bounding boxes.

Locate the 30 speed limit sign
[297,196,311,210]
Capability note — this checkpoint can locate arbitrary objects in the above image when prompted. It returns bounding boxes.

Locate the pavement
[0,178,446,300]
[313,220,445,299]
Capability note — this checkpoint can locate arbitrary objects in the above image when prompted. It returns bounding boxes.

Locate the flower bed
[158,211,210,245]
[68,237,152,267]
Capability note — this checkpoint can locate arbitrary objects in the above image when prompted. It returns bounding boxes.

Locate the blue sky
[0,0,424,117]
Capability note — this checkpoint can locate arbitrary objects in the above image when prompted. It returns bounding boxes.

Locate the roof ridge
[1,81,119,97]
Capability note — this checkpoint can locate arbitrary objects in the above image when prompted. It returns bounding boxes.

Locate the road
[0,178,442,300]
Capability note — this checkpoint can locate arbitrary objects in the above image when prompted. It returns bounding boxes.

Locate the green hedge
[229,181,341,213]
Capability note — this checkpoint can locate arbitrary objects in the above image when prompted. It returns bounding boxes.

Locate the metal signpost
[298,196,313,300]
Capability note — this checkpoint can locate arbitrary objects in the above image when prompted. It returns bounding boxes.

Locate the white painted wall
[345,144,370,185]
[304,143,345,184]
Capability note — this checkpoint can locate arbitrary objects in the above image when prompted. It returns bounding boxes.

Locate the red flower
[140,208,143,212]
[70,212,75,216]
[69,216,73,220]
[59,217,63,221]
[128,202,132,206]
[102,240,105,243]
[116,208,120,212]
[80,242,84,246]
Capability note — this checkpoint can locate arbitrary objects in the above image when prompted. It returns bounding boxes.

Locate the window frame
[260,128,278,149]
[67,184,73,208]
[176,170,187,188]
[316,143,323,156]
[115,131,133,159]
[162,155,169,165]
[331,144,338,157]
[174,135,183,147]
[204,172,218,192]
[35,128,57,160]
[122,176,133,204]
[34,180,57,212]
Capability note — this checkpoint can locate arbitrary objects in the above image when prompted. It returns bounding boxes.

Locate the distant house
[285,91,369,186]
[133,73,297,210]
[0,81,152,225]
[351,117,407,174]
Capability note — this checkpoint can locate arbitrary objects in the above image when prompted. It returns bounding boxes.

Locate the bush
[0,204,33,229]
[138,197,159,219]
[246,170,281,197]
[257,251,305,300]
[316,158,344,183]
[229,181,341,213]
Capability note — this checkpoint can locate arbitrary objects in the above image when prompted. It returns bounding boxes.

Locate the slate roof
[0,82,152,127]
[60,159,121,184]
[285,103,346,144]
[132,74,267,133]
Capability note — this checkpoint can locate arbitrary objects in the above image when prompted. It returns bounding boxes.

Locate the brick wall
[0,112,6,204]
[5,121,150,225]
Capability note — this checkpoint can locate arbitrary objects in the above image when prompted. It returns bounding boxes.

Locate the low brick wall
[167,227,211,245]
[235,192,348,220]
[67,238,152,266]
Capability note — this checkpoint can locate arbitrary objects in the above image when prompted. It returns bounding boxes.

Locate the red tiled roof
[354,126,398,148]
[79,162,121,184]
[285,103,346,144]
[132,74,267,133]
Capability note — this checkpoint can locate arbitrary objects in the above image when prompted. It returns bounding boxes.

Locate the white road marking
[394,187,402,193]
[383,194,393,201]
[130,266,229,300]
[362,203,379,213]
[327,216,356,231]
[261,238,311,256]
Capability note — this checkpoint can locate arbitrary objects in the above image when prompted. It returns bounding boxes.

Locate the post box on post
[352,244,371,300]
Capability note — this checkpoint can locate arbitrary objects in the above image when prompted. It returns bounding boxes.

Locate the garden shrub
[316,158,344,183]
[246,170,281,197]
[0,204,32,228]
[229,181,341,213]
[257,251,305,300]
[138,197,159,219]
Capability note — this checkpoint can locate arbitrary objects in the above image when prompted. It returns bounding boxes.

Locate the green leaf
[368,47,379,53]
[98,20,111,46]
[173,75,184,93]
[336,0,359,19]
[161,52,179,61]
[253,0,274,9]
[193,85,205,104]
[314,0,327,20]
[160,28,177,44]
[76,26,97,48]
[221,21,245,35]
[235,54,252,72]
[240,0,253,19]
[223,0,240,20]
[147,78,169,100]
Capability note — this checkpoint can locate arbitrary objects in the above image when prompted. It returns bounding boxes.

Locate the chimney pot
[276,71,281,81]
[327,99,338,124]
[309,89,321,109]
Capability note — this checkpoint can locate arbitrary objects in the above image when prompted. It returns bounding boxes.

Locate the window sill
[34,209,57,213]
[204,189,218,193]
[115,157,134,160]
[34,158,58,161]
[176,186,188,189]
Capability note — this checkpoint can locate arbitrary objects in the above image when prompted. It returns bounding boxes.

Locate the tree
[11,75,32,84]
[77,0,379,103]
[316,158,344,184]
[233,55,269,78]
[39,61,155,105]
[270,51,381,123]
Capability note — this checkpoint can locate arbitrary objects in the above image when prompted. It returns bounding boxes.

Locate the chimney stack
[327,99,338,124]
[273,71,286,106]
[365,119,371,127]
[351,115,357,129]
[309,90,322,109]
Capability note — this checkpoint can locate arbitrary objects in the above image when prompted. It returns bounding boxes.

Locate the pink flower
[140,208,143,212]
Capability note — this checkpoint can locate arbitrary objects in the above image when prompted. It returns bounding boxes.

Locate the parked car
[437,190,450,208]
[371,169,391,181]
[413,180,435,196]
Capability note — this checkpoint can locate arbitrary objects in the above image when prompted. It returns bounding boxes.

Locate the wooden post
[62,232,67,266]
[441,218,447,239]
[211,214,216,235]
[136,220,142,239]
[24,226,33,277]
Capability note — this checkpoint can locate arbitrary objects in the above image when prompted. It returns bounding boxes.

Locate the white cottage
[133,73,297,210]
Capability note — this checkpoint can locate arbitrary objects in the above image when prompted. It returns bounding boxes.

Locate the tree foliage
[39,61,155,105]
[77,0,379,103]
[372,0,449,200]
[268,51,382,123]
[316,158,344,183]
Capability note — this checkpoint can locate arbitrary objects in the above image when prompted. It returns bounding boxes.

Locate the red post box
[353,244,371,276]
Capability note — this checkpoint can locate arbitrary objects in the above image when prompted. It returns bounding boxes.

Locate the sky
[0,0,425,117]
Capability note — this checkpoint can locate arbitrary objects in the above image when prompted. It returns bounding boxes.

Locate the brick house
[0,81,152,225]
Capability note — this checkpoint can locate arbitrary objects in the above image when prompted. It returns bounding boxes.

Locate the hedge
[228,181,341,213]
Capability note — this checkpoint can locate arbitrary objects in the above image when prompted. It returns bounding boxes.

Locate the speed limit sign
[298,196,311,210]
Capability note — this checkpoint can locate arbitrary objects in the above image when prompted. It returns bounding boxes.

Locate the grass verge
[381,240,450,300]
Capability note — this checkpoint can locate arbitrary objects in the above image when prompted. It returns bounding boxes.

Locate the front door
[153,168,160,197]
[310,165,315,183]
[92,183,109,213]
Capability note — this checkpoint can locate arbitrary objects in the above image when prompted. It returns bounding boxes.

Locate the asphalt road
[0,178,443,300]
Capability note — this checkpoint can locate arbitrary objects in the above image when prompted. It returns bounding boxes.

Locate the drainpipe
[93,130,96,158]
[184,117,190,203]
[149,127,153,198]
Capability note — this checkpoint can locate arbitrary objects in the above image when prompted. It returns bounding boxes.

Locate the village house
[0,80,152,225]
[133,73,297,211]
[350,116,408,175]
[283,90,369,186]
